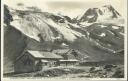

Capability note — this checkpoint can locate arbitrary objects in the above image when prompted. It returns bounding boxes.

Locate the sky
[4,0,126,18]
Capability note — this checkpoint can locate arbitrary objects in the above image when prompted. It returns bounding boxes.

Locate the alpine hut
[14,50,63,73]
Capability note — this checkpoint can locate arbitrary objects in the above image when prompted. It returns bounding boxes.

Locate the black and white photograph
[1,0,127,80]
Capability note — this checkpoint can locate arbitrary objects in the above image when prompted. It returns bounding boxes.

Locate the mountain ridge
[77,5,122,23]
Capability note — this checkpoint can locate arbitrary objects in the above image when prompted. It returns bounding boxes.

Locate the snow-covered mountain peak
[77,5,121,23]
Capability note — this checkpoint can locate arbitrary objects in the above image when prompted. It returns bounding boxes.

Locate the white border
[124,0,128,79]
[1,0,127,81]
[1,0,4,79]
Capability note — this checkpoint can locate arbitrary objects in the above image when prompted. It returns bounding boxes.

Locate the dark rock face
[4,5,13,25]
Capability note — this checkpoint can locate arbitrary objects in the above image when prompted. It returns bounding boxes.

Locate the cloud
[44,0,125,18]
[4,0,125,18]
[46,2,87,9]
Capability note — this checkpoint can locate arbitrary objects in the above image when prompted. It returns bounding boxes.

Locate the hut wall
[14,53,36,73]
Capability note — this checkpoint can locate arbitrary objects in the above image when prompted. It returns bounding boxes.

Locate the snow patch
[100,25,107,28]
[107,30,114,35]
[68,23,80,28]
[98,33,106,37]
[11,20,21,30]
[13,15,20,20]
[61,43,69,47]
[112,26,119,29]
[87,15,94,18]
[119,32,124,35]
[45,19,84,42]
[11,20,41,41]
[79,22,93,27]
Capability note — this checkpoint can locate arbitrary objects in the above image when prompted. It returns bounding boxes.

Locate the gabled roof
[27,50,45,58]
[27,50,63,59]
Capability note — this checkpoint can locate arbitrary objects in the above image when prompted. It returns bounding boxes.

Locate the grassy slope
[69,37,123,62]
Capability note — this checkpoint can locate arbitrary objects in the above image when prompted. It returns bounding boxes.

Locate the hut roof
[60,59,79,62]
[27,50,63,59]
[28,50,45,58]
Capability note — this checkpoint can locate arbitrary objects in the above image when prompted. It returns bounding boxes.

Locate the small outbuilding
[53,49,82,66]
